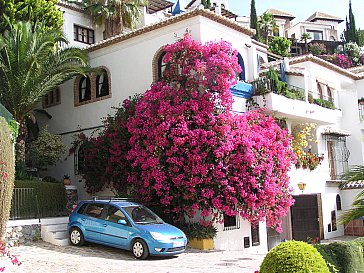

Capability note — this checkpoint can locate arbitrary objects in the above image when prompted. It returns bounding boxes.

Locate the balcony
[251,78,342,124]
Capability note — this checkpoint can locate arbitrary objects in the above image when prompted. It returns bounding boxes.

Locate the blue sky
[176,0,364,34]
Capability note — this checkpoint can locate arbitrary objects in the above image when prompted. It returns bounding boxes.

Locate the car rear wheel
[70,227,85,246]
[132,239,149,259]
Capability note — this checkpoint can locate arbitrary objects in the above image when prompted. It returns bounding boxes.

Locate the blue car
[68,199,187,259]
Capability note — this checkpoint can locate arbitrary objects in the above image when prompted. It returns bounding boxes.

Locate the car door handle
[82,218,86,221]
[103,224,107,227]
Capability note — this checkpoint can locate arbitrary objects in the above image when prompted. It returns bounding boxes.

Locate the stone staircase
[40,217,70,246]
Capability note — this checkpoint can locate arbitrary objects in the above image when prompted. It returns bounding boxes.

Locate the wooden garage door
[291,194,323,241]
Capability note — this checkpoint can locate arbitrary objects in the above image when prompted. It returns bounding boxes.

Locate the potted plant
[63,174,71,185]
[180,222,217,250]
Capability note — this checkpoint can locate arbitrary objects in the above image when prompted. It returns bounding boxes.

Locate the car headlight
[150,232,171,242]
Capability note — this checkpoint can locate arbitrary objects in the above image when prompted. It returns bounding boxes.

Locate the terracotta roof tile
[85,8,254,53]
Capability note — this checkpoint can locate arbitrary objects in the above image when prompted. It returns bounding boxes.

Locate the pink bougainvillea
[81,34,295,231]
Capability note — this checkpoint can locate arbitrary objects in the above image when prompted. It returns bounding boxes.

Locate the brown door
[291,194,323,241]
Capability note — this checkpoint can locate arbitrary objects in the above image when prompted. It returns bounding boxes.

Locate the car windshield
[123,206,164,225]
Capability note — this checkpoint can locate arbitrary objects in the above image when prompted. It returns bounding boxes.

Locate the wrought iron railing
[10,188,39,220]
[251,78,305,101]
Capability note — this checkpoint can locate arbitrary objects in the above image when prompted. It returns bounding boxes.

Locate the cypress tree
[250,0,260,38]
[347,0,359,44]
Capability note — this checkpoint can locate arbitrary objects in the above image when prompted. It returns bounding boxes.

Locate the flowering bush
[344,42,362,66]
[309,43,326,55]
[81,34,296,231]
[0,241,22,271]
[292,123,323,171]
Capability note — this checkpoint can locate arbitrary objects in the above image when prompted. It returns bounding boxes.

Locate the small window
[106,205,128,224]
[43,88,61,108]
[157,51,167,81]
[74,25,95,45]
[79,76,91,102]
[331,210,337,231]
[251,225,260,246]
[85,203,104,219]
[223,213,240,231]
[327,86,333,103]
[336,194,342,210]
[74,143,85,175]
[317,82,323,100]
[96,70,109,98]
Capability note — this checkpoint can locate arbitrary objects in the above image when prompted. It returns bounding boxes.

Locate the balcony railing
[308,90,335,110]
[252,77,305,101]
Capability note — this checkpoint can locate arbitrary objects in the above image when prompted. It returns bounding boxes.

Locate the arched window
[75,143,85,175]
[336,194,342,210]
[237,53,246,81]
[79,76,91,102]
[96,69,109,98]
[157,51,167,81]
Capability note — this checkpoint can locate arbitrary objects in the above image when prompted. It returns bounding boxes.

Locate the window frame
[74,24,95,45]
[43,88,61,108]
[223,212,240,231]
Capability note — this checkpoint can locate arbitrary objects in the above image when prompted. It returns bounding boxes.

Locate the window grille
[324,135,350,180]
[223,212,240,231]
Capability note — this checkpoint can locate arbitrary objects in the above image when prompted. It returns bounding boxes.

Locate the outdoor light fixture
[297,182,307,191]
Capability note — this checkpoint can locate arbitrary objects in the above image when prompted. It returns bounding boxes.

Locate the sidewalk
[1,241,265,273]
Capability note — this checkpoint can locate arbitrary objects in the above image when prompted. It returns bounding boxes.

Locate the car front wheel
[132,239,149,259]
[70,227,85,246]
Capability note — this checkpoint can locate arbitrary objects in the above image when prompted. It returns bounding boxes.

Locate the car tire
[132,239,149,259]
[69,227,85,246]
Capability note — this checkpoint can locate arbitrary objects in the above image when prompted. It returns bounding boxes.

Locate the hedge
[12,180,67,219]
[314,238,364,273]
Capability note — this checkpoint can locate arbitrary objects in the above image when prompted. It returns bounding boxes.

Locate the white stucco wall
[59,6,104,48]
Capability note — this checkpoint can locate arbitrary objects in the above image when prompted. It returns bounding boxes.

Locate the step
[43,223,68,232]
[51,238,69,247]
[40,217,69,225]
[53,230,69,239]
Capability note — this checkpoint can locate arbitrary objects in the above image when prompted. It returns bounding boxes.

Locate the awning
[340,180,364,189]
[321,126,351,137]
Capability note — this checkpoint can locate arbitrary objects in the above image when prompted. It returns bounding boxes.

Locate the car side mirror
[118,219,127,225]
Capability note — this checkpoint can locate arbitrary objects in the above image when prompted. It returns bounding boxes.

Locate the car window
[105,205,127,224]
[77,203,88,215]
[84,203,104,219]
[123,206,164,225]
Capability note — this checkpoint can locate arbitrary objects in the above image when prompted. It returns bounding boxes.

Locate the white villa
[31,0,364,252]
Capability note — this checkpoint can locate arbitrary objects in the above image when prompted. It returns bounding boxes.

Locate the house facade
[37,1,364,251]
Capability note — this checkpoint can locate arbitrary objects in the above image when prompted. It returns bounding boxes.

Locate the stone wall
[4,224,41,246]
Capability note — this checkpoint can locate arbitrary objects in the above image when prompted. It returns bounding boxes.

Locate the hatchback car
[68,199,187,259]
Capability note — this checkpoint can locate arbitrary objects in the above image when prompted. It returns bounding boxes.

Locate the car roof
[80,200,141,207]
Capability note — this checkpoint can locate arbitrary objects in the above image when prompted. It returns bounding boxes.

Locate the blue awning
[230,81,253,99]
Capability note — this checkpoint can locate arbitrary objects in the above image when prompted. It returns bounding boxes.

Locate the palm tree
[301,32,312,54]
[339,165,364,224]
[259,12,278,44]
[72,0,148,39]
[0,21,89,162]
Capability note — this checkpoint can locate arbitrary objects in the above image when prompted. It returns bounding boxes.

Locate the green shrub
[315,240,364,273]
[0,117,16,239]
[13,180,67,218]
[329,241,364,273]
[260,240,330,273]
[354,237,364,256]
[314,244,340,273]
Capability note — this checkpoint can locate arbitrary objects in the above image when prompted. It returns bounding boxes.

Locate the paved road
[2,241,264,273]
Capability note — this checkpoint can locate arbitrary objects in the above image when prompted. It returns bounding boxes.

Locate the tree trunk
[104,18,123,39]
[15,120,27,164]
[0,118,15,241]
